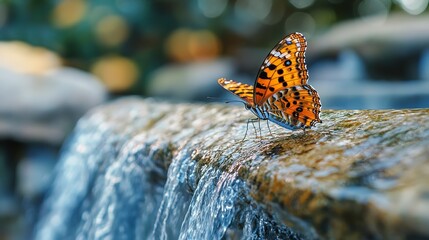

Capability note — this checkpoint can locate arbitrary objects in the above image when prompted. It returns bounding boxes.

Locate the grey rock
[0,67,107,144]
[306,13,429,109]
[310,13,429,59]
[147,59,234,101]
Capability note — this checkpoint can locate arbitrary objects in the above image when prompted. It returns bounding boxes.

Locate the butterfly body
[218,32,322,131]
[247,105,302,131]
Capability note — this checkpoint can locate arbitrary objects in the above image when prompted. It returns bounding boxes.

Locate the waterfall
[34,99,310,240]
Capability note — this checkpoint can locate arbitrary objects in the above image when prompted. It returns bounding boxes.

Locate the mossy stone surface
[83,98,429,239]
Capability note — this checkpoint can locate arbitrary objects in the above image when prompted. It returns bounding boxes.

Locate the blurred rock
[310,49,366,83]
[310,13,429,59]
[17,145,57,199]
[309,13,429,81]
[0,66,107,145]
[420,49,429,80]
[0,41,106,239]
[306,14,429,109]
[0,193,20,233]
[309,48,429,109]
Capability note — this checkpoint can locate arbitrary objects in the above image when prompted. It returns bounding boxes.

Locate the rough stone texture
[41,97,429,239]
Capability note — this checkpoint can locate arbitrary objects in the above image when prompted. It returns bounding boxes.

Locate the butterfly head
[247,105,268,120]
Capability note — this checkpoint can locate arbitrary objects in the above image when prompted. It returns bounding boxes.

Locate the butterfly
[218,32,321,131]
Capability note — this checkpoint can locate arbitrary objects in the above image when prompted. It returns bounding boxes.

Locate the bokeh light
[289,0,315,9]
[198,0,228,18]
[188,30,222,61]
[52,0,87,28]
[357,0,391,18]
[261,0,285,25]
[285,12,316,37]
[91,56,138,92]
[95,15,130,47]
[0,42,61,75]
[165,28,221,62]
[396,0,429,15]
[234,0,273,22]
[165,29,193,63]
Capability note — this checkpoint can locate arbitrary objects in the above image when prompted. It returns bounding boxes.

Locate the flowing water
[34,103,307,240]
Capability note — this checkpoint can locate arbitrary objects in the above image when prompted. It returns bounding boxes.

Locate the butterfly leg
[250,118,259,138]
[243,118,258,141]
[242,118,260,140]
[242,119,250,141]
[266,120,274,137]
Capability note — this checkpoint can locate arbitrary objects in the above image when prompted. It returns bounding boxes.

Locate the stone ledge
[36,97,429,239]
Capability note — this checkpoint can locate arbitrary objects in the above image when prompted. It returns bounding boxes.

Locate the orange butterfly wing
[264,85,322,128]
[254,32,308,106]
[218,78,254,106]
[217,32,321,130]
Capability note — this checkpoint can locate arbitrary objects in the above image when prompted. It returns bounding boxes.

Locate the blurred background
[0,0,428,239]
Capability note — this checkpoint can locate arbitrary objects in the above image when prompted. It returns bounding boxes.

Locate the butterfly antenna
[225,100,247,107]
[207,96,247,106]
[206,96,226,102]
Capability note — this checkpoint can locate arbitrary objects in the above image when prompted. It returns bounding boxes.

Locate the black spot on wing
[259,71,269,79]
[268,64,276,70]
[256,82,267,89]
